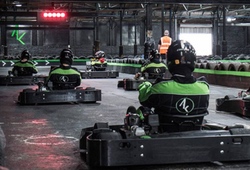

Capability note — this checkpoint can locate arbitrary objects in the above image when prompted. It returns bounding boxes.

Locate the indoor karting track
[0,66,250,170]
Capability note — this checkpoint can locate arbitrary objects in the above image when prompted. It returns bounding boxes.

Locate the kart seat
[147,73,165,79]
[158,113,208,133]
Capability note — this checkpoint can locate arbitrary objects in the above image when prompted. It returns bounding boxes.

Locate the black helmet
[149,49,160,61]
[60,49,73,65]
[21,50,31,60]
[95,51,105,58]
[167,40,196,73]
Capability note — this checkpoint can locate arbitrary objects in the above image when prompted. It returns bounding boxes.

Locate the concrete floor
[0,66,250,170]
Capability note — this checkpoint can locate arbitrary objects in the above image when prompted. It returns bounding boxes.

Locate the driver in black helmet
[90,50,107,71]
[135,49,167,80]
[11,50,38,76]
[137,40,210,133]
[46,49,81,90]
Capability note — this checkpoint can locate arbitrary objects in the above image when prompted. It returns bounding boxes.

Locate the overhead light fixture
[12,1,22,7]
[226,16,236,22]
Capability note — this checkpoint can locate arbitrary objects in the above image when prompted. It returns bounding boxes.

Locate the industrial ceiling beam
[45,0,250,5]
[0,12,97,17]
[5,26,94,30]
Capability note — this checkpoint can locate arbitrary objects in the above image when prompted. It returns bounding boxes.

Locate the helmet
[60,49,73,65]
[21,50,31,60]
[164,30,169,36]
[149,49,160,61]
[95,51,105,58]
[167,40,196,73]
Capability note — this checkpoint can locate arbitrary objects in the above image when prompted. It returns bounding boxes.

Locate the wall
[1,19,249,58]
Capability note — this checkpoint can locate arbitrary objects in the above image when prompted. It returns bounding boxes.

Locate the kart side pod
[0,75,47,85]
[80,70,119,79]
[18,87,101,105]
[216,95,250,117]
[79,122,250,167]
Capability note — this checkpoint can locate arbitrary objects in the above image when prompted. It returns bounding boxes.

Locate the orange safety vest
[159,36,172,54]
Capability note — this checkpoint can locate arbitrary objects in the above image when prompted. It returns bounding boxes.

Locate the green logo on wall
[11,25,26,45]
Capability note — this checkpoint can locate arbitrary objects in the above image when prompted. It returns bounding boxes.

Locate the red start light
[43,12,66,18]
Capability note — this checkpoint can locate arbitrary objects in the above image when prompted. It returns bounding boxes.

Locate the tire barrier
[199,62,207,69]
[195,63,201,68]
[218,62,231,71]
[238,63,250,71]
[107,58,250,72]
[206,62,220,70]
[227,62,241,71]
[196,61,250,72]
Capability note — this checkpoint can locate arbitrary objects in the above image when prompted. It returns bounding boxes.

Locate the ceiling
[1,0,250,26]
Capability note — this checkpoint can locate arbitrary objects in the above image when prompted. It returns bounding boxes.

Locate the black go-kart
[79,106,250,168]
[216,90,250,117]
[18,82,101,105]
[80,61,119,79]
[117,78,146,90]
[0,74,47,85]
[117,73,163,90]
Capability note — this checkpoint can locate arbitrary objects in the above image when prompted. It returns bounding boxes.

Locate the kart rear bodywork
[0,75,47,85]
[18,87,101,105]
[79,122,250,167]
[80,70,119,79]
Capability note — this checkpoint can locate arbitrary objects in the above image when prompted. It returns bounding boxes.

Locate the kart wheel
[216,98,225,107]
[0,127,5,166]
[85,87,95,90]
[224,95,236,100]
[23,88,34,92]
[79,129,92,161]
[229,125,250,135]
[93,131,122,140]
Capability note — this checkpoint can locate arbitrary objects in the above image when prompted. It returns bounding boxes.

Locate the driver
[46,49,81,90]
[91,50,107,71]
[135,49,167,80]
[138,40,210,133]
[11,50,38,76]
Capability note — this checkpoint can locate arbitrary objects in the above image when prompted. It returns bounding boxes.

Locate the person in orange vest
[158,30,172,62]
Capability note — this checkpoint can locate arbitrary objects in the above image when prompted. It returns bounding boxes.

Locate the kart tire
[94,131,122,140]
[79,129,92,161]
[224,95,236,100]
[216,98,225,107]
[85,87,95,91]
[229,127,250,135]
[0,127,6,166]
[23,88,34,92]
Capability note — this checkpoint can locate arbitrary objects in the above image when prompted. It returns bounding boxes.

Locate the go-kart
[18,82,101,105]
[80,61,119,79]
[216,89,250,117]
[0,74,47,85]
[117,73,164,90]
[117,78,146,90]
[79,106,250,168]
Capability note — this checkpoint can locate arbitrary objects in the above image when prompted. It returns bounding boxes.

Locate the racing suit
[47,65,82,90]
[12,60,38,76]
[138,74,209,132]
[140,59,167,79]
